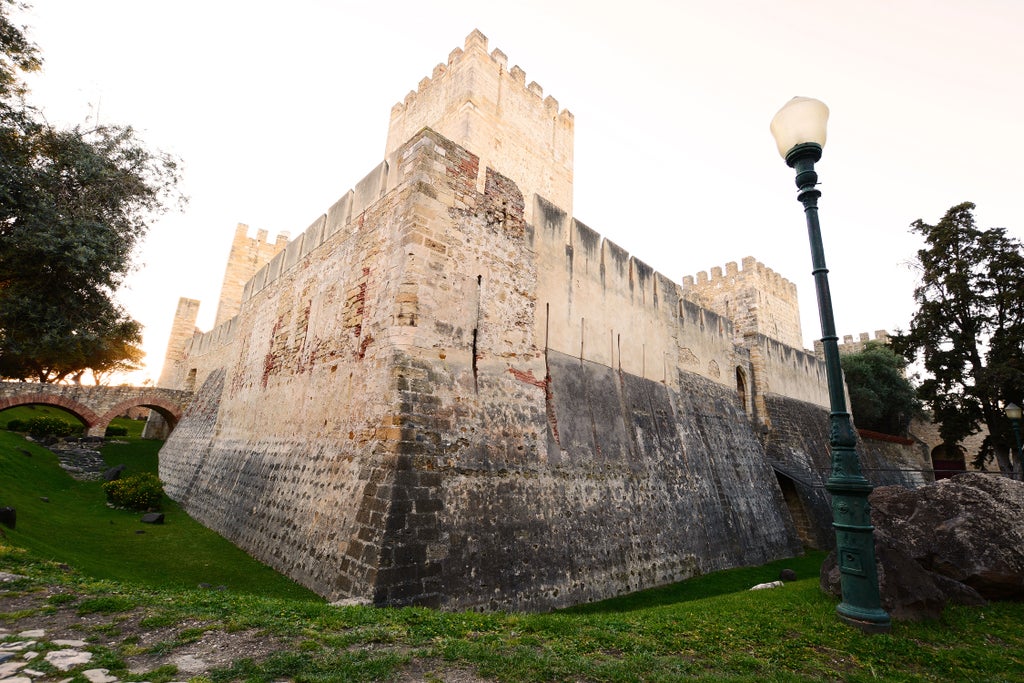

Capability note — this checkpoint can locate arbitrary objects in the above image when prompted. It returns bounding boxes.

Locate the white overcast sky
[12,0,1024,384]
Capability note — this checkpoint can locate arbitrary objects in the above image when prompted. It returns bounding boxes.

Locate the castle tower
[213,223,289,327]
[155,297,200,388]
[683,256,804,349]
[385,29,574,224]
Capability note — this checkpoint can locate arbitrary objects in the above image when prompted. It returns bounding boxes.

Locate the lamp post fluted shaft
[1010,418,1023,470]
[785,142,891,633]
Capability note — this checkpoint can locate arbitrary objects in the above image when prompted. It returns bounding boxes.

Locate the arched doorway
[736,367,748,413]
[931,443,966,480]
[775,472,816,549]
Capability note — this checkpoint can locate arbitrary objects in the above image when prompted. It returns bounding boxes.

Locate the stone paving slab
[0,660,27,678]
[82,669,118,683]
[50,640,85,649]
[43,649,93,672]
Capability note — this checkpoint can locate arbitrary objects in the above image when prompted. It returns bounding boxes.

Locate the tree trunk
[992,444,1018,479]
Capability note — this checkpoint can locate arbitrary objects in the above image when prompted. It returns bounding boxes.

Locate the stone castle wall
[761,394,932,550]
[161,129,810,608]
[157,31,892,609]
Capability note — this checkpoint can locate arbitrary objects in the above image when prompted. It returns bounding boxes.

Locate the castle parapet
[531,193,745,388]
[683,257,798,302]
[386,29,574,224]
[683,257,803,349]
[816,330,891,359]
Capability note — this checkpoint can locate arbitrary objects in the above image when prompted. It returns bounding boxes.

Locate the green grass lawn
[0,426,316,600]
[2,421,1023,682]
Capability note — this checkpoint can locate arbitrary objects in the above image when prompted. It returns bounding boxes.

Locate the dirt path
[0,583,489,683]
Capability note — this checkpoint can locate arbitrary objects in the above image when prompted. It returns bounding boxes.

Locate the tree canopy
[891,202,1024,478]
[0,1,182,383]
[841,341,920,436]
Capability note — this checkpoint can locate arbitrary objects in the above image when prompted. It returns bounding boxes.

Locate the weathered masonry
[157,30,930,609]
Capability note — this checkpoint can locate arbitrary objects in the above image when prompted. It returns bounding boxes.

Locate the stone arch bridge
[0,382,193,438]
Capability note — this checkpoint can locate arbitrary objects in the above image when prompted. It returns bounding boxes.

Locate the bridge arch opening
[95,397,182,440]
[0,403,90,432]
[0,384,188,440]
[0,397,97,432]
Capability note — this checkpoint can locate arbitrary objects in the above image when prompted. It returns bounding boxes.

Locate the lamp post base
[837,610,893,634]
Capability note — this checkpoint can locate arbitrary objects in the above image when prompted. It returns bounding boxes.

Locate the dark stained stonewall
[0,507,14,529]
[102,464,126,482]
[822,473,1023,618]
[140,512,165,524]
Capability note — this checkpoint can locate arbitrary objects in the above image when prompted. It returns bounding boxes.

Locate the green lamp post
[1006,402,1023,473]
[770,97,891,633]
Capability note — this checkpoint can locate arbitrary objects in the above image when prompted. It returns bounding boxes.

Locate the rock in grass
[819,472,1022,620]
[0,507,15,530]
[43,649,92,671]
[140,512,164,524]
[102,464,126,482]
[820,541,978,621]
[872,473,1024,600]
[82,668,118,683]
[779,568,797,582]
[750,580,783,590]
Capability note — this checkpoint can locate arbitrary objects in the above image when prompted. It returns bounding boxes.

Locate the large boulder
[872,473,1024,600]
[821,535,985,621]
[102,464,126,482]
[822,473,1024,619]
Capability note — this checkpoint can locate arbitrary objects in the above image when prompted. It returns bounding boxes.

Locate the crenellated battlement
[389,30,574,127]
[683,256,798,301]
[385,29,574,223]
[681,255,803,349]
[815,330,891,359]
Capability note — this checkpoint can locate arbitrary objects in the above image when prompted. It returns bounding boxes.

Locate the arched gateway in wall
[931,443,966,480]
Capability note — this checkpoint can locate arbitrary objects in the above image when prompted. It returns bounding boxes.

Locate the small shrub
[25,416,82,438]
[104,425,129,437]
[46,593,78,606]
[103,472,164,510]
[6,419,26,432]
[76,595,137,615]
